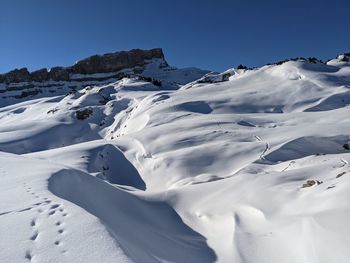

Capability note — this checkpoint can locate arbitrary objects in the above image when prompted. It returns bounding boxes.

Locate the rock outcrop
[70,48,164,74]
[3,68,31,83]
[30,67,70,82]
[0,48,165,83]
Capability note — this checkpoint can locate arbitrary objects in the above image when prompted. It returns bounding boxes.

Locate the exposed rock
[31,68,49,82]
[302,180,315,188]
[336,172,346,178]
[0,48,165,84]
[338,54,349,62]
[343,143,350,150]
[70,48,164,74]
[237,64,248,70]
[137,75,162,87]
[4,68,31,83]
[198,69,235,83]
[48,67,70,81]
[308,57,320,63]
[76,108,93,120]
[302,179,323,188]
[152,79,162,87]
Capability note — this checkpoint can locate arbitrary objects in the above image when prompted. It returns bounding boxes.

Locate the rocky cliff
[0,48,165,83]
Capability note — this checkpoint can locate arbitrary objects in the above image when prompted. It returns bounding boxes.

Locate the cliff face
[70,48,164,74]
[0,48,165,83]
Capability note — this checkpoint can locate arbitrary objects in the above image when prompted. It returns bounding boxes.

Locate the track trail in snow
[22,181,71,262]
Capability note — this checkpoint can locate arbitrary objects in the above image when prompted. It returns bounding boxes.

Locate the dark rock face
[70,48,164,74]
[0,48,165,84]
[31,68,49,82]
[48,67,70,81]
[339,54,349,62]
[76,108,93,120]
[4,68,31,83]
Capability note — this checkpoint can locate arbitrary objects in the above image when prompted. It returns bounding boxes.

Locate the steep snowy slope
[1,52,350,263]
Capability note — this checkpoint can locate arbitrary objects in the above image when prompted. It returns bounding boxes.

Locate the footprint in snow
[48,210,56,216]
[25,250,33,261]
[29,231,39,241]
[50,204,60,209]
[30,219,36,227]
[30,200,69,255]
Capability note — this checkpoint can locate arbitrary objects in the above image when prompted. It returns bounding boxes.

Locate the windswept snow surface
[1,57,350,262]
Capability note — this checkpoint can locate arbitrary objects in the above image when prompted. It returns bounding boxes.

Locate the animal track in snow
[30,219,36,227]
[49,205,69,253]
[29,231,39,241]
[25,250,33,261]
[50,204,60,209]
[48,210,56,216]
[28,198,69,257]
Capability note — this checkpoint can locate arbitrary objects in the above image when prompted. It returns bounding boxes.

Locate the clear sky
[0,0,349,73]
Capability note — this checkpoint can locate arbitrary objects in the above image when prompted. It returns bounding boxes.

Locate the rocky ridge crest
[0,48,165,83]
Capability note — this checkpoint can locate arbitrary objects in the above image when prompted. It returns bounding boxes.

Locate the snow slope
[1,54,350,262]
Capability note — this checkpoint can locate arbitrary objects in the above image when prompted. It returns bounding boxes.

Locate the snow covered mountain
[1,49,350,263]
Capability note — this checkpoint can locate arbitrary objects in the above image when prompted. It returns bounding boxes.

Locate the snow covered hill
[1,50,350,263]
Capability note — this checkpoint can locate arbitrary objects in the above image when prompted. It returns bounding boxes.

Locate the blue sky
[0,0,349,73]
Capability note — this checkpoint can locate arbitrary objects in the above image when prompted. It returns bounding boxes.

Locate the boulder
[302,179,323,188]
